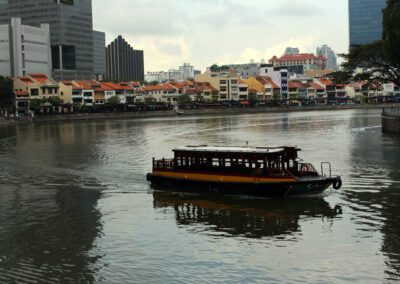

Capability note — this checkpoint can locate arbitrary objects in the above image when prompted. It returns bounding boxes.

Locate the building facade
[145,63,196,82]
[269,53,327,74]
[259,65,289,100]
[316,45,338,70]
[0,0,94,81]
[106,35,144,81]
[349,0,387,46]
[195,70,240,101]
[93,30,106,81]
[0,18,51,78]
[225,63,260,79]
[179,63,195,80]
[284,47,299,55]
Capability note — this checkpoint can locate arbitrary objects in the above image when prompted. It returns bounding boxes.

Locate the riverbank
[0,103,397,126]
[382,106,400,134]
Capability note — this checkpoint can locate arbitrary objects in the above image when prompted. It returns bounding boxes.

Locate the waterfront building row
[11,72,400,115]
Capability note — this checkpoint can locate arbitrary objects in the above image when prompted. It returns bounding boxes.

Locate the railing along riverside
[383,106,400,117]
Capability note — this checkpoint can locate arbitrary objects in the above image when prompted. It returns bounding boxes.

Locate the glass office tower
[0,0,93,80]
[349,0,387,46]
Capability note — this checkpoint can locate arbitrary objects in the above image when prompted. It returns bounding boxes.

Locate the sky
[93,0,349,72]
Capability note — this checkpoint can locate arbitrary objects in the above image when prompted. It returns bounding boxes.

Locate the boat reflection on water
[152,188,342,239]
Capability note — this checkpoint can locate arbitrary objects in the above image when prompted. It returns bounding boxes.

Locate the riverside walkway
[382,106,400,134]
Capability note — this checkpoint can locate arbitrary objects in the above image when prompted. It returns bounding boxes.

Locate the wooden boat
[146,145,342,197]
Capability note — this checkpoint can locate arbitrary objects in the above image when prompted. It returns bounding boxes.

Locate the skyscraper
[93,30,106,81]
[0,18,52,78]
[106,36,144,81]
[284,47,299,55]
[0,0,94,80]
[349,0,387,46]
[316,45,338,70]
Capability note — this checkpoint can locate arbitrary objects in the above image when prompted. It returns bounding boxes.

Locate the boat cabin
[153,146,318,177]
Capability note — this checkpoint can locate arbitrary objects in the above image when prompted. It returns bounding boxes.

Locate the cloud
[269,0,325,16]
[93,0,348,71]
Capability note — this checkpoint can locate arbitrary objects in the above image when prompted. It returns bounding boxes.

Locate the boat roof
[173,145,300,154]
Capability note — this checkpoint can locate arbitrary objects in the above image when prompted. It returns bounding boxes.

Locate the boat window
[212,158,219,167]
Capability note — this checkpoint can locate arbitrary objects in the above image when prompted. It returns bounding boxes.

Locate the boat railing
[320,162,332,178]
[153,158,175,170]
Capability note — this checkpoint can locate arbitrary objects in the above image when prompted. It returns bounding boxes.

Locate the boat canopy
[173,145,300,159]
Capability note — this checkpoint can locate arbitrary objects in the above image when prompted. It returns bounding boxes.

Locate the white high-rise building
[145,63,196,82]
[0,17,51,78]
[316,45,338,70]
[179,63,195,80]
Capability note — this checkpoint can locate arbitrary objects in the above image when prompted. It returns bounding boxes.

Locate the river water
[0,109,399,283]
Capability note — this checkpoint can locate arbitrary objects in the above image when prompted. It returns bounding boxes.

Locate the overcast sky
[93,0,348,72]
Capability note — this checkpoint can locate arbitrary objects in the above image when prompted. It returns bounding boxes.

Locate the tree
[47,96,63,105]
[0,75,14,109]
[107,95,121,104]
[329,1,400,86]
[248,91,257,102]
[29,99,42,109]
[177,93,192,105]
[383,0,400,68]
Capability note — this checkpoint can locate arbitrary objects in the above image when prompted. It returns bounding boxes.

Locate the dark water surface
[0,109,399,283]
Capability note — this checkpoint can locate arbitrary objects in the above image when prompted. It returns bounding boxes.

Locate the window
[220,80,226,84]
[30,88,39,96]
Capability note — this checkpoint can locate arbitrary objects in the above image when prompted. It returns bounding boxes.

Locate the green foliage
[29,99,42,109]
[0,75,14,108]
[383,0,400,67]
[332,1,400,86]
[107,95,121,104]
[177,93,192,105]
[210,64,230,72]
[327,70,354,85]
[248,91,257,102]
[46,96,63,105]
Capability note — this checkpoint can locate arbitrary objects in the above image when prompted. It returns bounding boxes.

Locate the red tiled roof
[118,82,135,90]
[87,80,101,87]
[62,81,81,90]
[195,82,219,92]
[100,82,115,90]
[289,82,302,88]
[19,77,34,84]
[14,91,29,95]
[101,82,124,90]
[317,77,334,86]
[29,73,49,83]
[269,53,326,62]
[238,78,247,85]
[75,81,91,90]
[309,82,325,90]
[254,76,279,89]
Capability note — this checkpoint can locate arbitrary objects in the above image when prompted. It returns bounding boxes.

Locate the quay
[382,106,400,134]
[0,103,397,127]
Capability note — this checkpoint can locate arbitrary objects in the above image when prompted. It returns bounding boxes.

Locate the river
[0,109,399,283]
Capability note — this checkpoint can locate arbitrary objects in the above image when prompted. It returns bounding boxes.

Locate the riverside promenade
[0,103,397,126]
[382,106,400,134]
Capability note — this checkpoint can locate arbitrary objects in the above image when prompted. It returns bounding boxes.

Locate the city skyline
[93,0,349,72]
